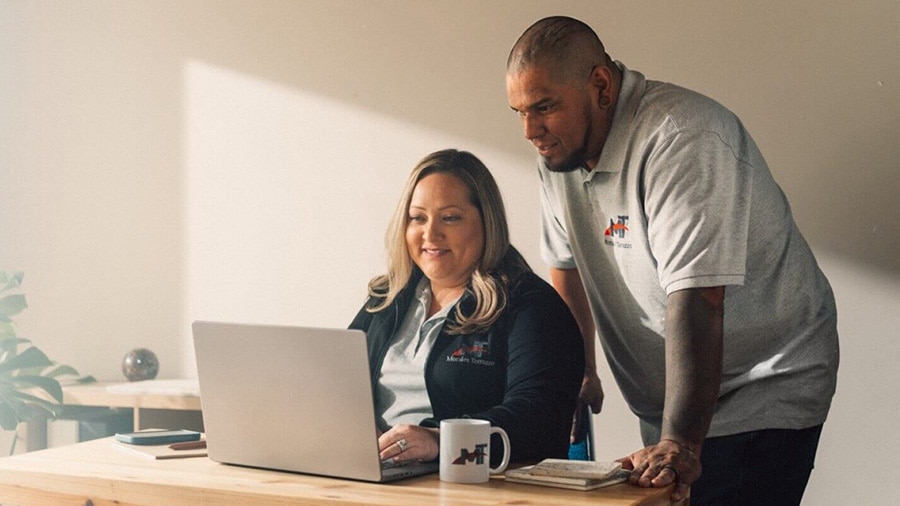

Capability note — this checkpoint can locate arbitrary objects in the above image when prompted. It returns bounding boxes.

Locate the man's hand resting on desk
[378,424,439,464]
[619,438,701,503]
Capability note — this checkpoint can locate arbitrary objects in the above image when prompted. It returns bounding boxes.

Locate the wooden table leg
[21,418,48,453]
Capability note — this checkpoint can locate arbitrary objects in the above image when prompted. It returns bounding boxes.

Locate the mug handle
[488,427,511,474]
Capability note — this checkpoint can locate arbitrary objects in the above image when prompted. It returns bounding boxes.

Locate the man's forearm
[549,267,597,372]
[662,286,725,450]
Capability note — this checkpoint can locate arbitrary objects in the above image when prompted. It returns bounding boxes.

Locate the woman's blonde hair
[367,149,530,334]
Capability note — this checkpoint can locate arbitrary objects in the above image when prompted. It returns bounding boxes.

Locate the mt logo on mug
[452,444,488,465]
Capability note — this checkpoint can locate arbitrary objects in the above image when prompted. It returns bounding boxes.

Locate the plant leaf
[43,364,80,378]
[0,320,16,337]
[10,375,63,404]
[0,401,19,430]
[0,346,53,375]
[0,337,29,353]
[0,294,27,318]
[5,389,62,418]
[0,271,23,293]
[0,386,30,429]
[14,365,49,376]
[2,387,52,407]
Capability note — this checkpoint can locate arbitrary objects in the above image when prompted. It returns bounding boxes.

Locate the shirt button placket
[584,178,596,213]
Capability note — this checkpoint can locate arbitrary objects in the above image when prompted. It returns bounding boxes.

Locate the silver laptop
[192,320,439,482]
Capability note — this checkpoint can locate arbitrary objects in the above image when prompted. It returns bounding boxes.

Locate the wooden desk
[0,437,684,505]
[60,381,202,431]
[21,381,203,453]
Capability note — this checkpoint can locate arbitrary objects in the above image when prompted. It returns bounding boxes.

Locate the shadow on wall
[794,115,900,277]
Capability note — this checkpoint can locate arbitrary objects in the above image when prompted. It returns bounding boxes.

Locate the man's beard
[543,107,594,173]
[543,147,587,173]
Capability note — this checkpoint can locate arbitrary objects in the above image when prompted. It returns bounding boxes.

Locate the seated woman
[350,149,584,465]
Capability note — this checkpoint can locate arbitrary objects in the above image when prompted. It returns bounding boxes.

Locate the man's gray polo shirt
[539,63,839,438]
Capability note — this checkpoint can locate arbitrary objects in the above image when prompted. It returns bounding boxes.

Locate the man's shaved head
[507,16,610,84]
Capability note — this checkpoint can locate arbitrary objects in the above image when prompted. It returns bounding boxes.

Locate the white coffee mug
[439,418,510,483]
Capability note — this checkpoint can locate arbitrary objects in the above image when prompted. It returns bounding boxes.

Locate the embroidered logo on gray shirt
[604,215,632,249]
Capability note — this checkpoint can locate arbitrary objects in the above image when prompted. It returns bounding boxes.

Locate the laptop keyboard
[381,459,407,469]
[380,458,440,480]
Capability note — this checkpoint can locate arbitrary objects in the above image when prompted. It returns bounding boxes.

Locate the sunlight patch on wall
[181,61,535,375]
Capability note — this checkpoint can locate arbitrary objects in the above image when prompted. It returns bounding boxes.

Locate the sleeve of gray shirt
[538,166,577,269]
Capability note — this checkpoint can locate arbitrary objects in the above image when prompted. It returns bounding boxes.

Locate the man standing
[505,16,838,505]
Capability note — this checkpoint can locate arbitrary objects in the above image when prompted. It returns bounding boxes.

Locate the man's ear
[590,65,613,108]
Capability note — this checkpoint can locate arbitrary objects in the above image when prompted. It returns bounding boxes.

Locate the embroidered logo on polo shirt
[447,340,495,366]
[604,215,633,249]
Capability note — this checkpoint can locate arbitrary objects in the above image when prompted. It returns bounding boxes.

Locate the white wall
[2,1,898,503]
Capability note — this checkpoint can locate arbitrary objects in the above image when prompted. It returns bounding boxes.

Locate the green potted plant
[0,271,94,455]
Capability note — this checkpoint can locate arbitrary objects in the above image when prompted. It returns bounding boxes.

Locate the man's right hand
[571,372,604,442]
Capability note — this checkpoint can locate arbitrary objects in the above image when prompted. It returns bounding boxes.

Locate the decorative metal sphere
[122,348,159,382]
